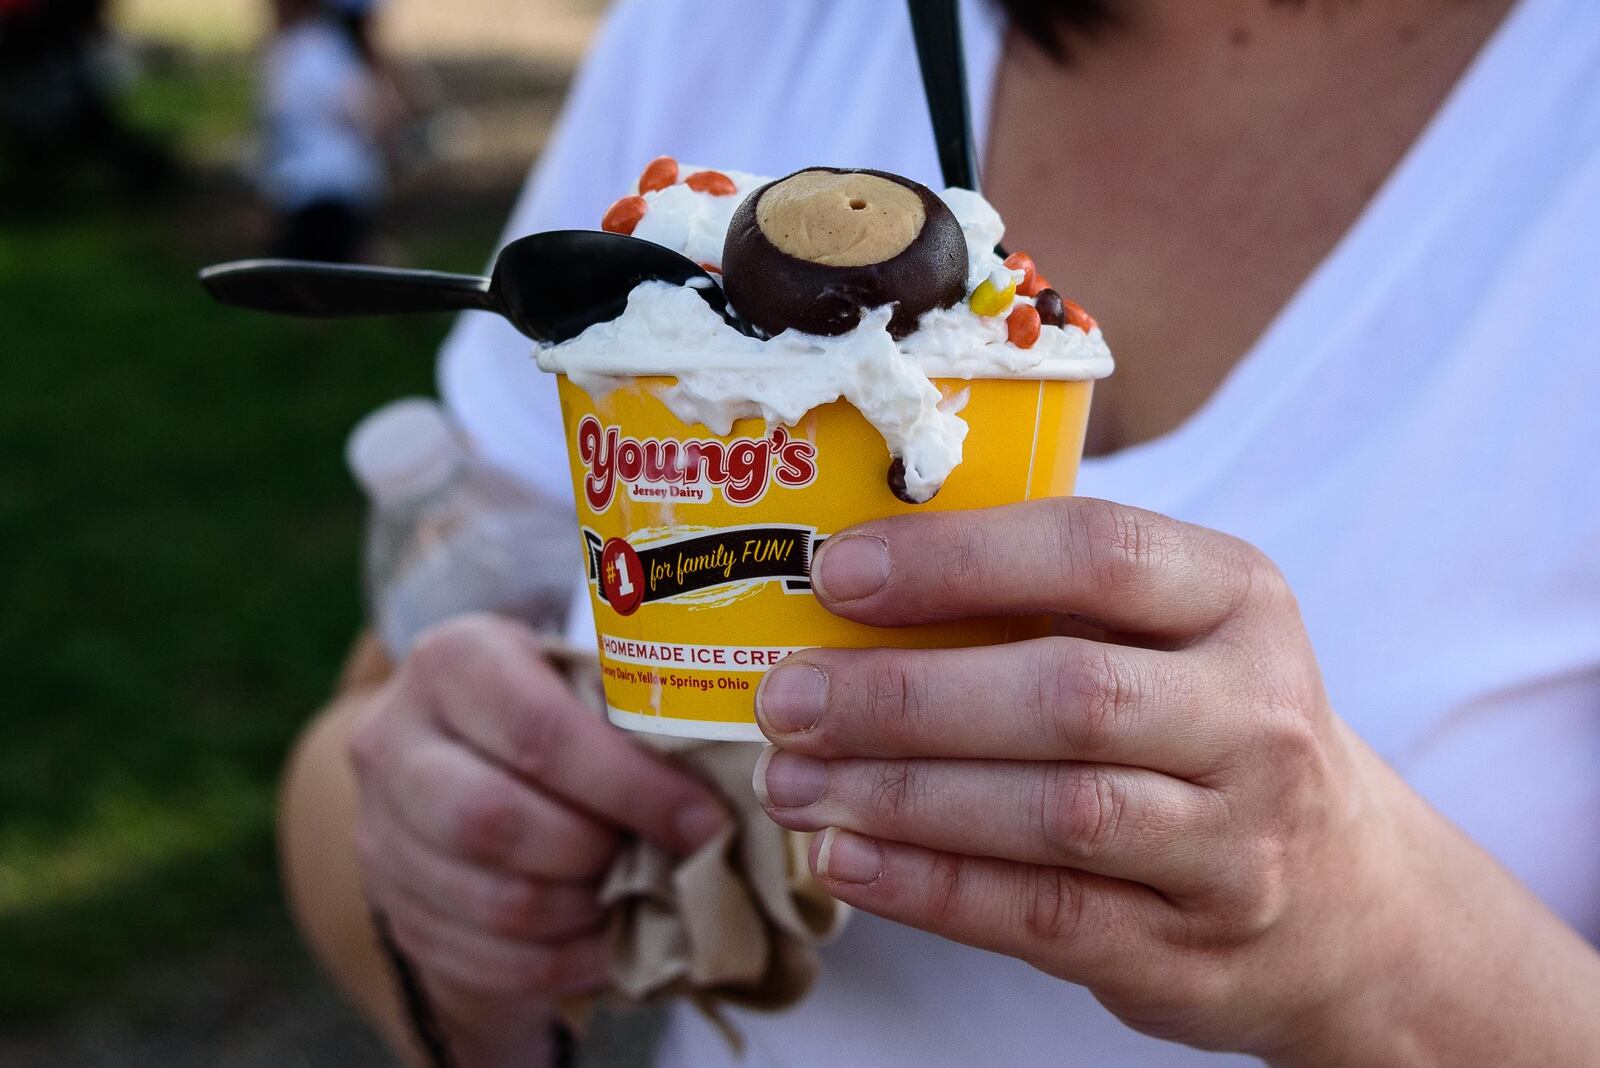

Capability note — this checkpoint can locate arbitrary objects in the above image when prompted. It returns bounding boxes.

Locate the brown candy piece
[722,168,967,339]
[1034,288,1067,329]
[886,458,939,505]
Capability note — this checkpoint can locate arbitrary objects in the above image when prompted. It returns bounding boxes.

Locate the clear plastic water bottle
[346,397,578,659]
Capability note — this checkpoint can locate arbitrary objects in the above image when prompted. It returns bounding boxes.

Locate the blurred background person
[325,0,439,173]
[259,0,388,262]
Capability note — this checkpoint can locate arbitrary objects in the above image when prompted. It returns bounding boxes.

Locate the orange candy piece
[1062,297,1097,332]
[601,195,648,236]
[1006,304,1041,349]
[1003,251,1036,288]
[1005,251,1053,298]
[638,155,679,194]
[685,170,737,196]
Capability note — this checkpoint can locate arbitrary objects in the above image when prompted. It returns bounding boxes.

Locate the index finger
[755,638,1229,777]
[408,616,730,854]
[812,497,1259,640]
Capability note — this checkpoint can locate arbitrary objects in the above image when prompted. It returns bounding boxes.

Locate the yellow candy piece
[968,270,1017,317]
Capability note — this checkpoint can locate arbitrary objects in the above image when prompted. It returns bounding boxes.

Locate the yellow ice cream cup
[555,374,1094,740]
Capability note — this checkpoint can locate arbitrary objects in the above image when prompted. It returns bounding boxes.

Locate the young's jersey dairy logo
[576,415,817,511]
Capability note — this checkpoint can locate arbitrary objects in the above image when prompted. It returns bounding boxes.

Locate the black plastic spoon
[198,230,730,343]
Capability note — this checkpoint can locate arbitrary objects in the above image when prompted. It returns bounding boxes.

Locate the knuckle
[482,880,547,938]
[1084,651,1135,750]
[867,759,924,823]
[1022,866,1087,944]
[407,614,508,693]
[1105,503,1166,573]
[1262,658,1324,733]
[1180,847,1287,949]
[1257,709,1324,781]
[402,743,454,801]
[925,852,968,927]
[1041,764,1126,862]
[1048,642,1139,755]
[1064,498,1168,595]
[929,516,986,601]
[1264,745,1339,855]
[857,653,931,745]
[502,700,566,781]
[1232,862,1289,941]
[1244,545,1289,603]
[455,782,524,862]
[1229,539,1293,617]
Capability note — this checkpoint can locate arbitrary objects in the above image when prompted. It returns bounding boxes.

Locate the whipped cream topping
[537,168,1113,502]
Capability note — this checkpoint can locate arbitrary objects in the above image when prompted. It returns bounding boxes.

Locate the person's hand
[348,614,728,1056]
[751,499,1459,1063]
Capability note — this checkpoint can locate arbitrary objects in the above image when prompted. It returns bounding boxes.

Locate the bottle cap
[346,397,464,507]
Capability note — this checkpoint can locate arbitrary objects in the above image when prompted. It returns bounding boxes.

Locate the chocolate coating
[722,168,968,340]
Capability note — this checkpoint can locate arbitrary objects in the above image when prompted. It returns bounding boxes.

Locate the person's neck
[1063,0,1511,116]
[986,0,1515,456]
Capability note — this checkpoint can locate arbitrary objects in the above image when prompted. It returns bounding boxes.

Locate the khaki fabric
[542,642,849,1044]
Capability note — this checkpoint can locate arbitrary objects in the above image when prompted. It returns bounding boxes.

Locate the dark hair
[993,0,1119,61]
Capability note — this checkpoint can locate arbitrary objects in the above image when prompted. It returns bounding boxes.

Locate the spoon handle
[907,0,983,193]
[198,260,495,319]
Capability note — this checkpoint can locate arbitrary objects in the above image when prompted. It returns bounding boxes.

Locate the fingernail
[815,827,882,884]
[756,662,828,736]
[813,535,890,601]
[753,747,829,808]
[674,801,728,850]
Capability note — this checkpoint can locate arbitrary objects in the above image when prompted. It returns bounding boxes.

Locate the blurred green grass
[0,58,503,1023]
[123,53,257,165]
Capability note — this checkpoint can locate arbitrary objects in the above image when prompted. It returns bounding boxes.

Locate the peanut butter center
[755,171,925,268]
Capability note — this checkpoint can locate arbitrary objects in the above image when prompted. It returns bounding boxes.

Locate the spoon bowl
[198,230,730,343]
[491,230,726,342]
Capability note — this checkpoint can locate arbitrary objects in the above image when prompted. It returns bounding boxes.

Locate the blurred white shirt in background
[259,18,383,211]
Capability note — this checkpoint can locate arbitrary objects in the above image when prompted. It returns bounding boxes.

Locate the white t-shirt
[438,1,1600,1063]
[260,20,385,212]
